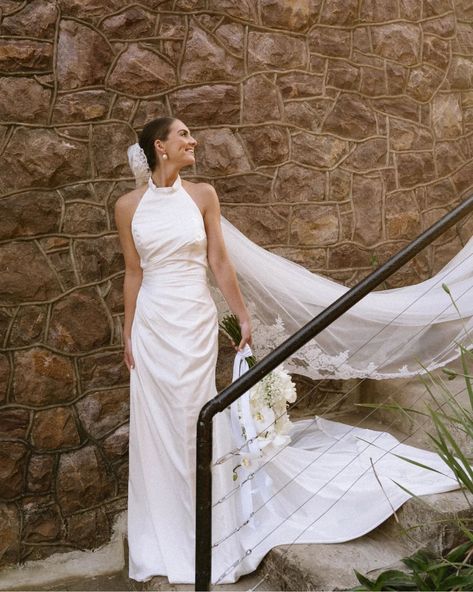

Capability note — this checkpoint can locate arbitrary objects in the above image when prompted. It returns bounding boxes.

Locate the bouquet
[219,314,297,479]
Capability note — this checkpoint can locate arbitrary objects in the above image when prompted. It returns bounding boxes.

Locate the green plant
[353,286,473,590]
[353,539,473,591]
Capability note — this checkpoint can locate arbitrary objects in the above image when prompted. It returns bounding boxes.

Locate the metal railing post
[195,406,215,591]
[194,193,473,590]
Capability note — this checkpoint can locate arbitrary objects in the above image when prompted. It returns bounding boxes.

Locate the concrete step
[258,487,472,591]
[256,411,473,591]
[0,517,271,592]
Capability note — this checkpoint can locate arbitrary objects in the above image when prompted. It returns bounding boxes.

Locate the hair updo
[138,116,176,171]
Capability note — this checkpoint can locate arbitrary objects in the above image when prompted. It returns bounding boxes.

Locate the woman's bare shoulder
[182,179,217,199]
[115,185,147,218]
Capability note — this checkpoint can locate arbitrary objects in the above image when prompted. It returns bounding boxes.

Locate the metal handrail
[195,193,473,591]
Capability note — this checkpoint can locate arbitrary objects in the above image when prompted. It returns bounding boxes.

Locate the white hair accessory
[127,143,150,187]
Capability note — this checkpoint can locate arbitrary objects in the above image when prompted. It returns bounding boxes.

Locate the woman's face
[156,119,197,167]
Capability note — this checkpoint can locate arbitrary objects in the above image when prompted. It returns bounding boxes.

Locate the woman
[115,116,253,583]
[117,117,472,585]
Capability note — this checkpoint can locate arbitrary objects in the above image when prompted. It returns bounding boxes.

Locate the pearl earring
[162,153,168,160]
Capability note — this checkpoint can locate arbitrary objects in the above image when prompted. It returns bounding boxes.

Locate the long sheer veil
[214,217,473,380]
[127,145,473,381]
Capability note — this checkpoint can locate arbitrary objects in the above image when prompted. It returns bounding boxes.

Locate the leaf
[354,570,376,590]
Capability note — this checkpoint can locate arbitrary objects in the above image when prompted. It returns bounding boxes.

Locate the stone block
[0,190,61,241]
[99,6,155,39]
[385,192,421,239]
[292,132,350,168]
[27,455,55,494]
[76,388,129,439]
[221,205,289,246]
[74,236,124,283]
[0,354,10,404]
[432,94,463,139]
[52,90,111,123]
[78,351,128,391]
[284,99,332,131]
[275,163,326,202]
[108,44,176,95]
[1,0,57,38]
[372,96,419,122]
[290,205,339,245]
[371,23,421,65]
[0,408,30,440]
[207,0,258,21]
[243,75,282,123]
[260,0,320,31]
[277,72,324,99]
[344,138,387,172]
[180,25,243,84]
[0,127,90,192]
[214,22,244,54]
[308,27,351,57]
[0,77,51,123]
[48,289,111,353]
[31,407,81,451]
[328,242,372,269]
[329,169,351,202]
[319,0,358,25]
[434,141,467,177]
[397,152,436,188]
[326,60,360,91]
[406,64,444,102]
[389,119,434,151]
[422,14,455,38]
[0,243,62,306]
[248,31,307,72]
[352,174,383,245]
[0,503,20,566]
[270,246,327,270]
[66,507,111,547]
[214,174,273,204]
[359,66,386,96]
[57,20,113,90]
[101,424,129,463]
[168,84,240,126]
[0,39,52,72]
[323,94,377,139]
[56,445,115,515]
[23,505,62,543]
[63,203,108,234]
[193,128,251,176]
[0,442,28,499]
[91,123,136,178]
[239,126,289,167]
[14,348,76,406]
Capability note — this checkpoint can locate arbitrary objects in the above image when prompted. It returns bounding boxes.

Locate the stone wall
[1,0,473,567]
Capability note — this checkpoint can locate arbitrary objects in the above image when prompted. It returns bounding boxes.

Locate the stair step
[259,488,473,591]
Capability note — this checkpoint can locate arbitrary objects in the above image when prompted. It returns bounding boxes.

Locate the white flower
[254,406,275,437]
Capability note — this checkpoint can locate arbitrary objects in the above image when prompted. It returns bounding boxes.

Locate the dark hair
[138,116,176,171]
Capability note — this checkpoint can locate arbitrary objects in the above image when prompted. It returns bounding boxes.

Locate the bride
[116,116,473,585]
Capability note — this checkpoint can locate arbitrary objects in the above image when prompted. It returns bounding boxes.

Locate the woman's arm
[201,184,252,351]
[114,191,144,370]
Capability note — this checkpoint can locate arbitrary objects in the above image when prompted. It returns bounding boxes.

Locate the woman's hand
[237,317,253,351]
[124,334,135,371]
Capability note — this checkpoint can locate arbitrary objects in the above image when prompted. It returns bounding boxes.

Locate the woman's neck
[150,167,181,188]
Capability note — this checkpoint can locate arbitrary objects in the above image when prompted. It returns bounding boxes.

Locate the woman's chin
[180,156,195,167]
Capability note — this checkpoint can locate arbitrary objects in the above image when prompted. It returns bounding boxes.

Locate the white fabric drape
[210,217,473,381]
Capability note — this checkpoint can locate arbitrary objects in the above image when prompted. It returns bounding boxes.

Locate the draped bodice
[131,175,208,286]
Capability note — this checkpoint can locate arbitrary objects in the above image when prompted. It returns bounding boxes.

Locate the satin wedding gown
[127,175,462,585]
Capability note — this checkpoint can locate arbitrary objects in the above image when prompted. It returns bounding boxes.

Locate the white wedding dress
[127,174,468,585]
